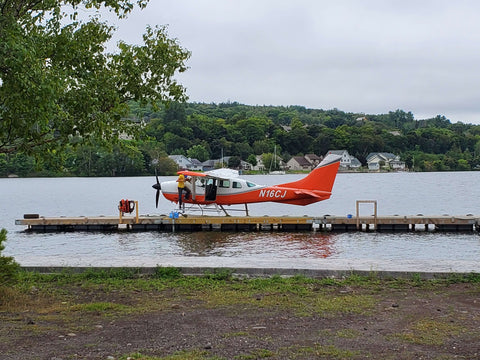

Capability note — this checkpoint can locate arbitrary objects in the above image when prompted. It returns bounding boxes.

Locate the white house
[366,152,405,171]
[168,155,192,170]
[326,150,351,169]
[189,158,203,171]
[252,154,285,171]
[326,150,363,170]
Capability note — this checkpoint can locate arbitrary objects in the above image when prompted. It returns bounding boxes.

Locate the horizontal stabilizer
[294,189,331,198]
[294,189,321,198]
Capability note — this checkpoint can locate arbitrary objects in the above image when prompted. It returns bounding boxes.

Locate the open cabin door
[205,177,217,201]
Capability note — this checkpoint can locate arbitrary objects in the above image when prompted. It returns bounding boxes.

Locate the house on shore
[168,155,192,170]
[285,153,325,171]
[253,154,286,171]
[326,150,361,170]
[287,156,314,171]
[201,157,253,171]
[304,153,322,167]
[366,152,405,171]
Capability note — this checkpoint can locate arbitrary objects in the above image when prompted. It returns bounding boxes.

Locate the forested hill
[2,102,480,177]
[134,102,480,172]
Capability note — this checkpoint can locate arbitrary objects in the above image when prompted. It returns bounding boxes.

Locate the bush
[0,229,19,286]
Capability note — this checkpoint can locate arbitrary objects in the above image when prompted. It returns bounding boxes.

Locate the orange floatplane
[152,154,341,215]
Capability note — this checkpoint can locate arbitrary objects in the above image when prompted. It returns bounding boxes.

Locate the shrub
[0,229,19,286]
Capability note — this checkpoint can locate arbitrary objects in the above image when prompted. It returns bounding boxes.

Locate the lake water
[1,172,480,273]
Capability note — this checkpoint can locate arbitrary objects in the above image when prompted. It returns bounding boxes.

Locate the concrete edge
[20,266,479,280]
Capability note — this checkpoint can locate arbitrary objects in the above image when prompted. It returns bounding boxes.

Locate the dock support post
[356,200,377,231]
[135,201,139,224]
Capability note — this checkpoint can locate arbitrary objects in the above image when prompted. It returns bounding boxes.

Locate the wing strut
[218,204,248,216]
[219,205,229,216]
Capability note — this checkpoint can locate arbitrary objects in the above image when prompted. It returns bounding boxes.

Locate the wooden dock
[16,214,480,232]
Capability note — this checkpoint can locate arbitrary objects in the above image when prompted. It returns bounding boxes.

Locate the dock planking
[15,214,480,232]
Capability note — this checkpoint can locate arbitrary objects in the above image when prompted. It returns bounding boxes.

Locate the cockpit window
[219,180,230,188]
[233,181,242,189]
[246,182,256,188]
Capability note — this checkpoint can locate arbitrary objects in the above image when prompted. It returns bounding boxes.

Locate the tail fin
[278,154,342,192]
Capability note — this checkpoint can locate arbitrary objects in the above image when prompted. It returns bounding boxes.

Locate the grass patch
[308,293,375,316]
[120,351,224,360]
[398,318,466,346]
[233,348,275,359]
[284,344,360,359]
[68,301,132,315]
[335,328,362,339]
[222,331,250,339]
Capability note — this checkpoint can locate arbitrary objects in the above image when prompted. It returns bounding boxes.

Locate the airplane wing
[178,169,239,179]
[206,168,239,179]
[177,170,207,177]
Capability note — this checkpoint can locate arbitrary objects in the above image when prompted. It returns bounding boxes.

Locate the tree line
[2,102,480,177]
[2,2,479,177]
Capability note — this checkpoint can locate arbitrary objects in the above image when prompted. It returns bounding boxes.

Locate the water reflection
[174,231,236,255]
[171,231,336,258]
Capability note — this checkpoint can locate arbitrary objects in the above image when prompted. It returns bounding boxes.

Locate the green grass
[281,344,360,359]
[120,351,224,360]
[68,301,132,315]
[397,318,466,346]
[3,269,480,320]
[4,268,480,315]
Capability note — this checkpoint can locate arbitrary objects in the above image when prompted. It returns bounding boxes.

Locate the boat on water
[269,145,286,175]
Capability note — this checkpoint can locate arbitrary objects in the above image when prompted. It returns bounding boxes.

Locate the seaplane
[152,154,342,215]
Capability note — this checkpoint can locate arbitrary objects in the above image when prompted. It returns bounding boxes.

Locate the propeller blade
[152,169,161,208]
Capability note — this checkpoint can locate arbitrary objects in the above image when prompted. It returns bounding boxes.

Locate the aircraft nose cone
[152,183,161,190]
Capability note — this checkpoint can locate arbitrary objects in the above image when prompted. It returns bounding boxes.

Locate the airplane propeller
[152,170,161,208]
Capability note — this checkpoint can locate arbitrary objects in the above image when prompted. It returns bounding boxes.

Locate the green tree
[0,1,190,156]
[227,156,241,169]
[252,139,274,155]
[247,154,257,167]
[0,229,19,286]
[8,153,35,176]
[144,117,166,141]
[0,154,8,176]
[138,140,167,174]
[73,144,100,176]
[96,143,145,176]
[155,155,178,175]
[187,144,210,162]
[457,159,470,171]
[232,142,253,160]
[163,132,191,154]
[262,153,282,171]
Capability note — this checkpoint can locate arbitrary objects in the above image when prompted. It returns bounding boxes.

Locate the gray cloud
[106,0,480,124]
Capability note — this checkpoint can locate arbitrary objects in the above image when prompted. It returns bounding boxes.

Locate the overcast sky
[100,0,480,124]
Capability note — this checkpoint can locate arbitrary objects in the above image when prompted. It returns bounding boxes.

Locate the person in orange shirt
[176,173,191,207]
